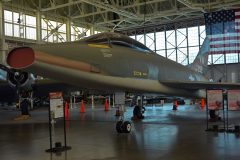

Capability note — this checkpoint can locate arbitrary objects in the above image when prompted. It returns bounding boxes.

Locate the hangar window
[176,28,187,48]
[70,25,91,41]
[189,47,199,64]
[167,49,176,61]
[156,32,165,50]
[4,10,12,22]
[156,50,166,57]
[212,54,224,64]
[188,27,199,46]
[41,19,66,42]
[166,30,176,61]
[3,10,36,40]
[177,48,188,65]
[136,34,144,44]
[26,15,36,27]
[133,25,208,65]
[94,30,102,34]
[130,35,135,40]
[199,26,206,45]
[4,23,13,36]
[226,54,238,64]
[166,30,176,49]
[145,33,155,51]
[156,32,166,58]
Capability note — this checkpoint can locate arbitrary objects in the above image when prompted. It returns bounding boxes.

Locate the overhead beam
[41,0,82,12]
[80,0,138,19]
[94,7,200,26]
[122,0,168,9]
[177,0,205,12]
[73,0,167,19]
[73,10,107,19]
[41,0,139,19]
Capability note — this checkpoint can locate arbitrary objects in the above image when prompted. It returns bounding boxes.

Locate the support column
[70,95,73,109]
[66,19,71,42]
[0,1,8,64]
[108,95,111,108]
[91,95,94,109]
[112,94,115,108]
[90,26,94,35]
[36,11,42,43]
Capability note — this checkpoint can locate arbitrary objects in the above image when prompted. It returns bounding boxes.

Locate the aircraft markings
[88,44,110,49]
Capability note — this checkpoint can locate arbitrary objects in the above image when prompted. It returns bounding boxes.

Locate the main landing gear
[115,105,132,133]
[116,120,131,133]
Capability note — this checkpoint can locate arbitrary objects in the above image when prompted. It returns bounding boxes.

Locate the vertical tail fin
[189,38,210,75]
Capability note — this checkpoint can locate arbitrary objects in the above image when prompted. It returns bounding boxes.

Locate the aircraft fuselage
[29,42,207,83]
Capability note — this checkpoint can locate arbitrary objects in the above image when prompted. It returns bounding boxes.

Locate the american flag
[204,9,240,54]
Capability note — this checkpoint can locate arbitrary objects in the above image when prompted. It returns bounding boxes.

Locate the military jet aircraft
[5,32,240,133]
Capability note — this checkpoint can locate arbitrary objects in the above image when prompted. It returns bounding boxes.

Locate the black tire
[209,110,216,119]
[172,105,177,110]
[116,121,123,133]
[122,121,131,133]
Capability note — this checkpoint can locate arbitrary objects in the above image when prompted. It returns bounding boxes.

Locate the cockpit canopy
[83,32,153,53]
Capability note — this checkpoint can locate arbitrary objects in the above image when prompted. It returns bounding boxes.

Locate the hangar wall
[207,64,240,83]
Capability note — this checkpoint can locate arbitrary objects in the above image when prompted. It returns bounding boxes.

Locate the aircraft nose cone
[7,47,35,69]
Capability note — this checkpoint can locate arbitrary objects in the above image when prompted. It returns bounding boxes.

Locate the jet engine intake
[7,70,34,91]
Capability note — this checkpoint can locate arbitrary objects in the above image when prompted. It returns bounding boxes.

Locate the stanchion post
[63,101,67,147]
[47,105,53,151]
[108,95,111,108]
[206,90,209,131]
[222,90,225,131]
[227,92,229,132]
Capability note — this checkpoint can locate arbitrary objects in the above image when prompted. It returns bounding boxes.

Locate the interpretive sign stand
[114,92,125,118]
[206,90,225,132]
[227,90,240,133]
[46,92,71,153]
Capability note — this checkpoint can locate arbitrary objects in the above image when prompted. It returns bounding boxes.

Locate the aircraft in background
[4,32,240,133]
[0,69,6,80]
[0,65,80,106]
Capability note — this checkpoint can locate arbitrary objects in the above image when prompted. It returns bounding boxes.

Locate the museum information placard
[227,90,240,111]
[49,92,64,118]
[207,90,223,110]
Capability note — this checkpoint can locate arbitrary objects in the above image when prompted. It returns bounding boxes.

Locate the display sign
[49,92,63,99]
[227,90,240,110]
[49,92,64,118]
[207,90,223,110]
[114,92,125,105]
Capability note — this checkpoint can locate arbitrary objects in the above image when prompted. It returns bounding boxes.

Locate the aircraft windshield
[84,32,153,53]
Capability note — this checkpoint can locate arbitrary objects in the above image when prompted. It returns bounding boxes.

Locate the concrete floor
[0,103,240,160]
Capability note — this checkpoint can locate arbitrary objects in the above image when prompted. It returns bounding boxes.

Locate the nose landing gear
[114,92,132,133]
[116,120,131,133]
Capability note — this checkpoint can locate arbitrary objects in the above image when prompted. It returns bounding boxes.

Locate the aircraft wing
[161,81,240,90]
[0,79,8,86]
[0,79,17,103]
[31,79,80,98]
[0,77,79,103]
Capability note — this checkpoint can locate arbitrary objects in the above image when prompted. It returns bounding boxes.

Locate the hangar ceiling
[3,0,240,31]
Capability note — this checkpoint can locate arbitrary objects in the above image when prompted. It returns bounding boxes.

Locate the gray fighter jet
[6,32,240,98]
[5,32,240,133]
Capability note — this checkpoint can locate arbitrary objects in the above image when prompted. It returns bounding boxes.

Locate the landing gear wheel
[122,121,131,133]
[209,110,216,119]
[116,121,123,133]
